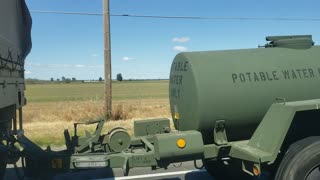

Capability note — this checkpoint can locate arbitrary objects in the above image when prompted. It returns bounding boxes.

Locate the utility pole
[103,0,112,120]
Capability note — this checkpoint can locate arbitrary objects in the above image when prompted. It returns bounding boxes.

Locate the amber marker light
[177,138,186,148]
[253,165,260,176]
[174,112,180,120]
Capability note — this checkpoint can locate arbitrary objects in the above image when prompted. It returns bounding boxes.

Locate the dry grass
[23,99,170,123]
[22,99,171,146]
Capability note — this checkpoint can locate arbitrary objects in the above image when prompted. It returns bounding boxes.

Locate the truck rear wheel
[0,141,6,180]
[0,155,6,180]
[275,136,320,180]
[0,163,5,180]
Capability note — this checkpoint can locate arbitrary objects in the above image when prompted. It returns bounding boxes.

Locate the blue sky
[25,0,320,80]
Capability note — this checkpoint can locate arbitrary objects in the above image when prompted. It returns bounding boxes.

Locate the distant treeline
[26,78,169,84]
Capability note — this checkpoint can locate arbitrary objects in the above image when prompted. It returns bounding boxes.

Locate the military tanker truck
[22,34,317,180]
[2,1,320,180]
[56,35,320,180]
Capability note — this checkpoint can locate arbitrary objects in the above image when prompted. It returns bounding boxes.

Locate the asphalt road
[3,160,213,180]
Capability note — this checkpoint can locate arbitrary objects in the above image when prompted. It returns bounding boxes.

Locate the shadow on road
[52,168,115,180]
[3,167,115,180]
[3,166,275,180]
[185,170,212,179]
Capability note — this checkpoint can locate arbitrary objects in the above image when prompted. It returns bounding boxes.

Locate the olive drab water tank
[169,35,320,143]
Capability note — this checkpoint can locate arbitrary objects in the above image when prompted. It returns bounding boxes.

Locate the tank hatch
[263,35,314,49]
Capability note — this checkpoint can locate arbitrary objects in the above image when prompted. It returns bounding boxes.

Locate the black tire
[275,136,320,180]
[0,141,7,180]
[204,159,253,180]
[0,155,6,180]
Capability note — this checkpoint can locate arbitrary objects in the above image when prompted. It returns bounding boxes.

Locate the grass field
[26,80,169,102]
[23,80,171,146]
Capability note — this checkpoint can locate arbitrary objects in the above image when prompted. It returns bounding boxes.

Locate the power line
[31,10,101,16]
[30,10,320,21]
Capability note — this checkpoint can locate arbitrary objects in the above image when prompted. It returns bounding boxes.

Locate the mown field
[26,80,169,102]
[23,80,171,146]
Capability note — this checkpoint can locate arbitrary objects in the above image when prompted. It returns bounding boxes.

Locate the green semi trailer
[17,35,320,180]
[64,35,320,180]
[2,1,320,180]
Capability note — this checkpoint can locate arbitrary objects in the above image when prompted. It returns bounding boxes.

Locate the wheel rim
[305,163,320,180]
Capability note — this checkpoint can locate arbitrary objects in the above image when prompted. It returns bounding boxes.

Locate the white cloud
[173,46,188,52]
[28,63,88,68]
[91,54,99,57]
[26,62,41,67]
[172,37,190,43]
[75,64,85,68]
[47,64,71,68]
[122,56,134,61]
[88,65,104,68]
[25,71,32,74]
